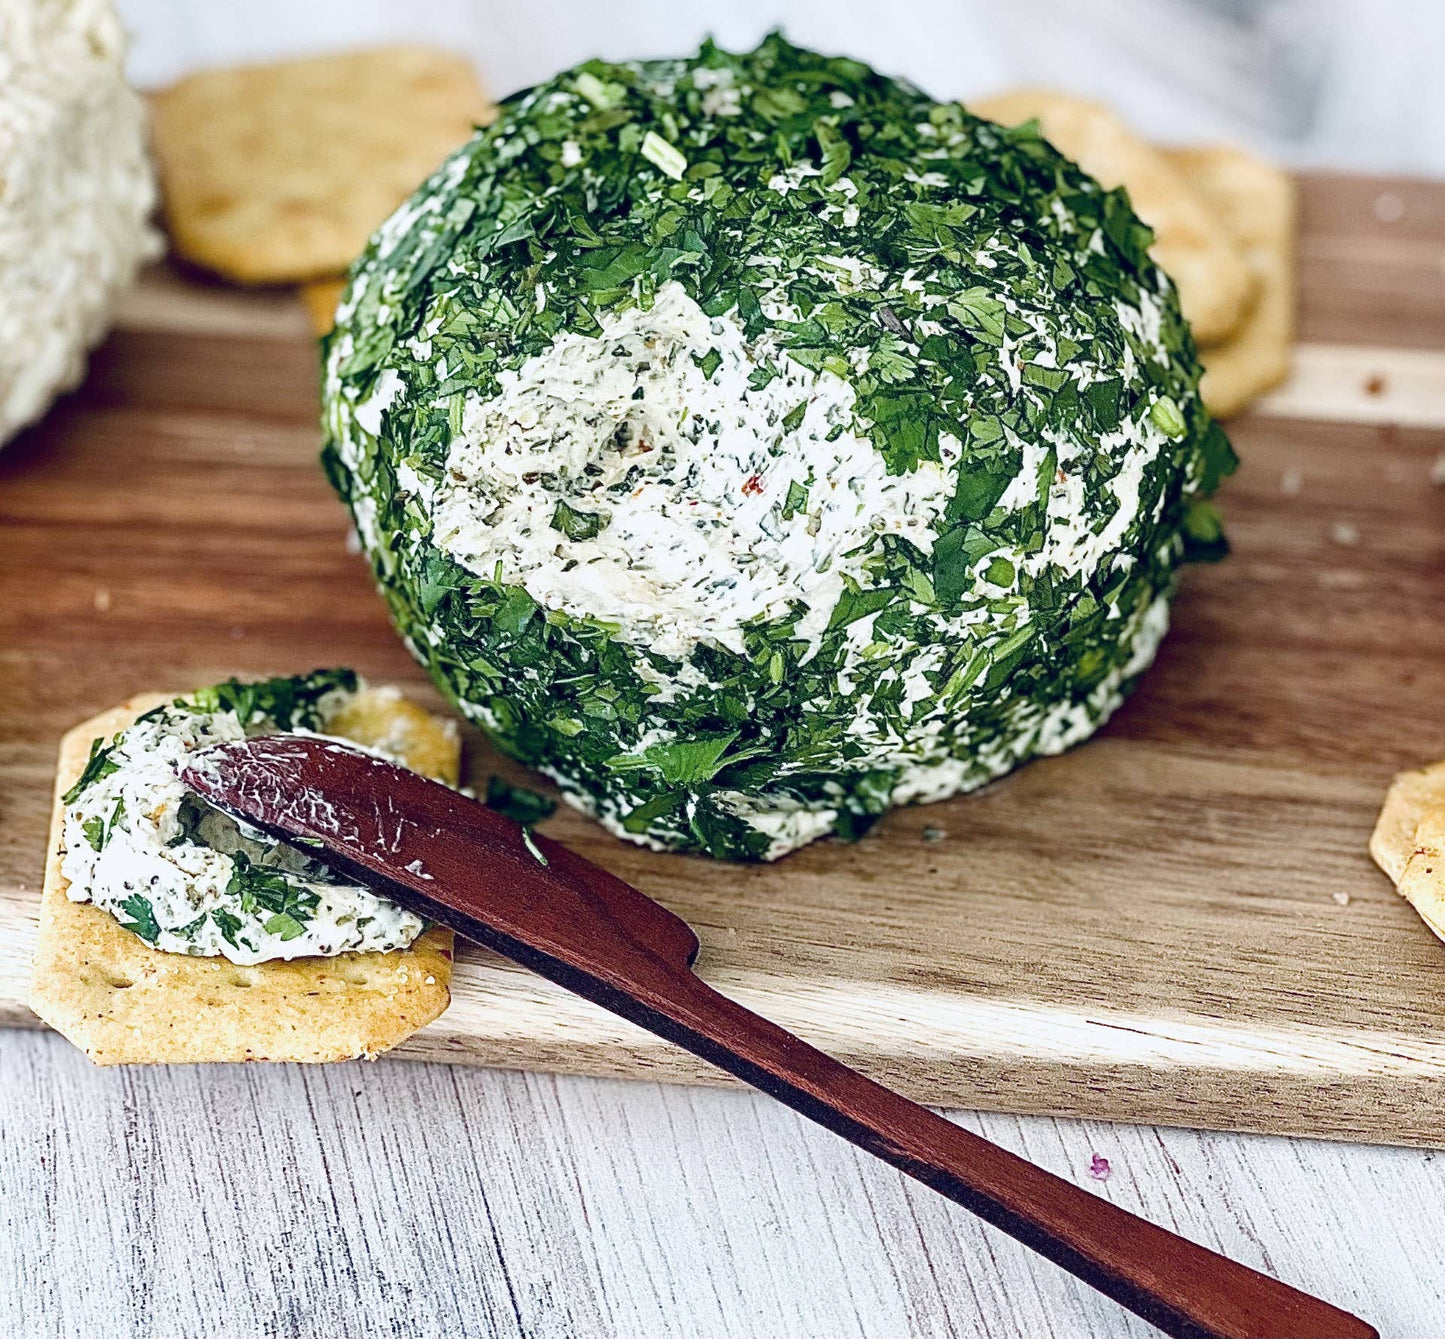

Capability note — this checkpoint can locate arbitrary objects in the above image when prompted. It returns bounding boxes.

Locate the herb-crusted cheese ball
[323,36,1234,861]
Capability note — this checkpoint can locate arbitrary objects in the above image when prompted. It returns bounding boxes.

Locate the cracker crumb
[1329,521,1359,547]
[1373,191,1405,223]
[1364,373,1387,396]
[1332,892,1351,906]
[1280,468,1303,497]
[229,625,245,639]
[93,587,112,612]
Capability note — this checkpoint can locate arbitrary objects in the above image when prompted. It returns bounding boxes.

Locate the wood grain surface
[3,173,1444,1147]
[8,1024,1442,1339]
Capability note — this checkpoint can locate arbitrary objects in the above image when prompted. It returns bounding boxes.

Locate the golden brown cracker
[1371,761,1445,885]
[29,686,460,1065]
[1396,811,1445,947]
[326,684,460,783]
[299,277,348,336]
[1167,146,1297,419]
[150,47,493,284]
[973,89,1257,346]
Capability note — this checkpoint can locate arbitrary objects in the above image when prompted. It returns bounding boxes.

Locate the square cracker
[1166,146,1298,419]
[150,47,493,284]
[29,686,461,1064]
[971,89,1257,347]
[1371,762,1445,948]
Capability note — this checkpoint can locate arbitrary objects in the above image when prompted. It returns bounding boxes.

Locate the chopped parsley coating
[322,35,1234,860]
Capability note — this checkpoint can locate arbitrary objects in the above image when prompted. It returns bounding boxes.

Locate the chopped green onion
[1150,395,1187,439]
[574,71,615,109]
[640,130,687,180]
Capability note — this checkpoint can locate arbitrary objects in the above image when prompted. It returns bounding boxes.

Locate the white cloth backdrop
[116,0,1445,177]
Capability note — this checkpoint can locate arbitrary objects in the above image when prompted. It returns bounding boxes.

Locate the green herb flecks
[185,669,357,731]
[550,499,607,541]
[226,851,321,938]
[63,737,121,805]
[485,776,558,826]
[117,894,161,945]
[80,796,126,852]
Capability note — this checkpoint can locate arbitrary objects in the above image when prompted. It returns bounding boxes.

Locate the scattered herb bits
[322,35,1233,861]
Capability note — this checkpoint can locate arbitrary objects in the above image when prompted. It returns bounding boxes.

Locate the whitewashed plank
[3,1028,1440,1338]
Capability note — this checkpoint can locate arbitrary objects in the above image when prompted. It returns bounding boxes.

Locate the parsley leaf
[63,738,120,805]
[608,731,747,785]
[212,909,244,950]
[80,796,126,852]
[550,499,608,541]
[117,894,161,944]
[485,776,558,826]
[814,119,851,186]
[226,852,319,933]
[947,289,1006,345]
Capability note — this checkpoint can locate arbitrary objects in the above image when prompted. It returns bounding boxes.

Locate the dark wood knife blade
[182,734,1376,1339]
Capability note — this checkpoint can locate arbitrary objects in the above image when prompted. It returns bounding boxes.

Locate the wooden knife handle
[637,971,1375,1339]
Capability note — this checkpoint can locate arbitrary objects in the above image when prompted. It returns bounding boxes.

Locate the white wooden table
[3,1024,1440,1337]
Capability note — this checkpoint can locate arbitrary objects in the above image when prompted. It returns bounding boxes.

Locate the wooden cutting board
[3,173,1444,1146]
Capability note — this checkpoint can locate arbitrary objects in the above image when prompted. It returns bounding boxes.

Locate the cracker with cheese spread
[30,676,460,1064]
[149,47,493,284]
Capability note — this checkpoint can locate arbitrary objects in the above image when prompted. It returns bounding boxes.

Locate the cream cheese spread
[0,0,159,446]
[60,673,426,964]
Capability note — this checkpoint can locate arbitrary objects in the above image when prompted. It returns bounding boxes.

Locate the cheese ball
[0,0,158,446]
[322,36,1234,860]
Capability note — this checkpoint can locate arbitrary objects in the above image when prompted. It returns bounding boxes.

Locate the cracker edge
[970,88,1257,346]
[28,689,459,1065]
[1166,146,1298,419]
[1371,762,1445,884]
[1397,812,1445,947]
[299,277,348,337]
[148,47,494,284]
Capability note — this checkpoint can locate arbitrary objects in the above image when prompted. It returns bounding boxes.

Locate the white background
[117,0,1445,176]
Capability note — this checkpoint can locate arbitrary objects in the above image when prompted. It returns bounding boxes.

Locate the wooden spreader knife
[184,736,1375,1339]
